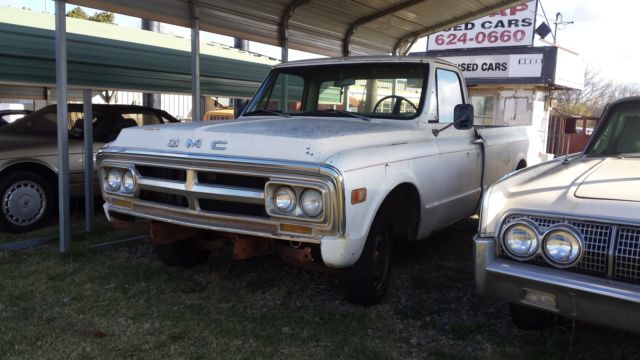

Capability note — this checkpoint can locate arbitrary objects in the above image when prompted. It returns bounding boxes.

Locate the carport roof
[69,0,527,56]
[0,7,277,98]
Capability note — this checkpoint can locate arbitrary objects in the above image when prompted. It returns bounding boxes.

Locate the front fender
[320,160,421,268]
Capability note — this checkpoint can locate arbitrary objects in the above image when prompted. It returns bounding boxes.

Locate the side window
[435,69,464,123]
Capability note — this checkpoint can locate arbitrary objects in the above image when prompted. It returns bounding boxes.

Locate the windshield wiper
[243,109,290,117]
[316,109,370,121]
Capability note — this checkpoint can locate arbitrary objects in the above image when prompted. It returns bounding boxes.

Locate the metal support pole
[191,17,201,121]
[55,0,70,253]
[82,89,94,232]
[281,44,288,112]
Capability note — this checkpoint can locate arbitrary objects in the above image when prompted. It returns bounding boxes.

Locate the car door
[428,67,482,228]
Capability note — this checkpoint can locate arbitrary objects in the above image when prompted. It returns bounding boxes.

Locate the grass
[1,218,640,359]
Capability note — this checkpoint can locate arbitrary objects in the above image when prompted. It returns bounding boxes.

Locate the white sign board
[427,1,537,50]
[443,54,543,79]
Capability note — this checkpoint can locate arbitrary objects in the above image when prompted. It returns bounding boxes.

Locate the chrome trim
[608,225,619,277]
[101,163,138,198]
[499,219,540,261]
[97,147,346,237]
[496,208,640,237]
[540,224,585,269]
[486,259,640,304]
[265,179,329,223]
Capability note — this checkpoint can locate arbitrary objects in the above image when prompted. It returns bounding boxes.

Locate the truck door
[429,68,482,227]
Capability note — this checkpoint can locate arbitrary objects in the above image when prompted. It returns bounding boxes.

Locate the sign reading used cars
[443,54,543,79]
[427,0,537,51]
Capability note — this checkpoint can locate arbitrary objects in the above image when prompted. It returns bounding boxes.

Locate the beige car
[0,104,178,233]
[475,96,640,332]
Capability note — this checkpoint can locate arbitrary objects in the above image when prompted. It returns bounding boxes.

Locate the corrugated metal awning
[68,0,527,56]
[0,8,277,98]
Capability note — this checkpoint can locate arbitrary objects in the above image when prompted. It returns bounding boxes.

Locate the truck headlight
[274,186,296,213]
[300,189,323,217]
[121,170,136,194]
[542,226,583,267]
[501,220,539,260]
[107,168,123,191]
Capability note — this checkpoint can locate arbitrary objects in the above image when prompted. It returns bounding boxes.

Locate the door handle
[471,138,485,145]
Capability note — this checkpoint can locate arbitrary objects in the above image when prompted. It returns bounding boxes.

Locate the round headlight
[274,186,296,213]
[122,170,136,194]
[300,189,323,217]
[502,221,539,259]
[107,168,123,191]
[542,227,582,267]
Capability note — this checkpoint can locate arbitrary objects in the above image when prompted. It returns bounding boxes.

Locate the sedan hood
[575,159,640,202]
[486,157,640,230]
[110,116,416,163]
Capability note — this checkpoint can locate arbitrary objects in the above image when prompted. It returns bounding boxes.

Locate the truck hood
[111,116,417,163]
[488,157,640,227]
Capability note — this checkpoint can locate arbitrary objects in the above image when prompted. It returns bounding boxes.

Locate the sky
[1,0,638,84]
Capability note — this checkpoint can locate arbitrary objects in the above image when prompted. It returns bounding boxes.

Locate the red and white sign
[427,1,537,50]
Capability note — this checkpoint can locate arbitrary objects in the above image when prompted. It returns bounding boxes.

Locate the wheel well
[378,183,421,243]
[516,159,527,170]
[0,162,58,195]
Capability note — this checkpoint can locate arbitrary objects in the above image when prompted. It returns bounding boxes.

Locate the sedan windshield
[585,101,640,157]
[244,62,427,120]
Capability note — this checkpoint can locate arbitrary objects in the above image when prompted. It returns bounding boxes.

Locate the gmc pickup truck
[97,56,530,304]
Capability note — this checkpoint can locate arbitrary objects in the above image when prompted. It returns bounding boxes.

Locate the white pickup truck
[97,56,529,304]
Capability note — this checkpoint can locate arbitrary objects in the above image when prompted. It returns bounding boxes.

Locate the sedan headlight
[107,168,123,191]
[121,170,136,194]
[300,189,323,217]
[501,220,539,260]
[542,227,583,267]
[274,186,296,213]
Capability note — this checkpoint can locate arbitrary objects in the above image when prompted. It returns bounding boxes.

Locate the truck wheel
[510,303,553,331]
[154,240,212,268]
[0,171,53,233]
[341,212,392,305]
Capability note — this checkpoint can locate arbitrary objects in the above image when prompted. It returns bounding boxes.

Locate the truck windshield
[585,101,640,157]
[244,62,427,120]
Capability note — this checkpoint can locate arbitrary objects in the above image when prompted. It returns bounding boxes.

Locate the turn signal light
[351,188,367,204]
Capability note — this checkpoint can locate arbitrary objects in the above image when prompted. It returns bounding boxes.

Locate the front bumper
[475,235,640,333]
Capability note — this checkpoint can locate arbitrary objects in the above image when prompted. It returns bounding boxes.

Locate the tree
[88,11,116,24]
[66,6,88,20]
[66,6,115,24]
[554,66,640,116]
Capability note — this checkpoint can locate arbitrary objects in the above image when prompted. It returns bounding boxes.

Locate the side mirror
[453,104,474,130]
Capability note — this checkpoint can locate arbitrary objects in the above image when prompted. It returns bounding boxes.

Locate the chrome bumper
[475,235,640,333]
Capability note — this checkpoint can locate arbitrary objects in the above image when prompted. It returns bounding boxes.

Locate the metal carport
[46,0,527,252]
[0,8,275,98]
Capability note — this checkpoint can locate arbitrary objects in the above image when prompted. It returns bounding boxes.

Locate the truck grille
[134,165,268,218]
[502,215,640,283]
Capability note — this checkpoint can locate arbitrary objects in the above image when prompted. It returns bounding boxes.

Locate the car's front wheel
[341,211,392,305]
[0,171,53,233]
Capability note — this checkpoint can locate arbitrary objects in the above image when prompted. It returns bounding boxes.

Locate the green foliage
[66,7,115,24]
[88,11,116,24]
[66,6,88,20]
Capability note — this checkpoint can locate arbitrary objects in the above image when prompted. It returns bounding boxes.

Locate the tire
[510,303,553,331]
[0,171,53,233]
[154,240,212,268]
[341,211,392,305]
